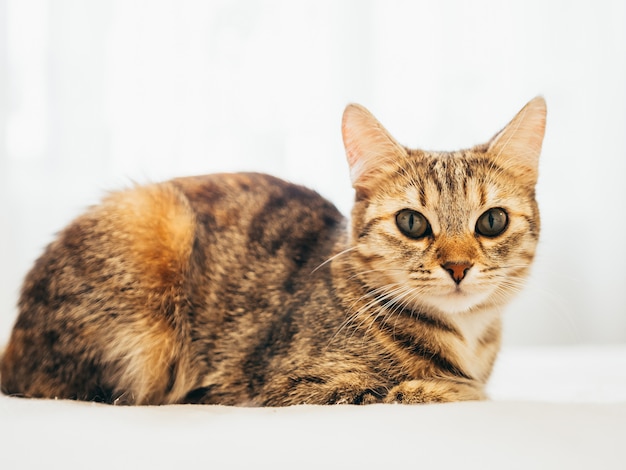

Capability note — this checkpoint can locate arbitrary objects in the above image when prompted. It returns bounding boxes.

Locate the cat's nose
[442,262,473,284]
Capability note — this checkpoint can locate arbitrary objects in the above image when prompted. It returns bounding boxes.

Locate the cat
[0,97,546,405]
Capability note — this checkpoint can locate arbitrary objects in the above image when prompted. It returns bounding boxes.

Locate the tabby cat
[0,97,546,405]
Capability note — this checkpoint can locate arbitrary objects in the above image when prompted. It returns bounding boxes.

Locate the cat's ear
[485,96,547,186]
[342,104,406,194]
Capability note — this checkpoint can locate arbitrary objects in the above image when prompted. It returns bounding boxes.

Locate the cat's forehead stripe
[394,153,511,209]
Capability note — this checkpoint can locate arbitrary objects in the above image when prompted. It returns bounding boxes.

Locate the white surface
[1,346,625,469]
[489,345,626,403]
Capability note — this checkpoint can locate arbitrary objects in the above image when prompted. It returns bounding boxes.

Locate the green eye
[396,209,431,239]
[476,208,508,237]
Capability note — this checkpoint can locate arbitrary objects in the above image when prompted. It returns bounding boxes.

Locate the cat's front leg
[384,379,485,404]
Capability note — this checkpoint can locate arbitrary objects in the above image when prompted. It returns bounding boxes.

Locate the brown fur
[0,98,546,405]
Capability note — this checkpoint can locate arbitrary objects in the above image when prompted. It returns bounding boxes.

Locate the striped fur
[0,98,546,405]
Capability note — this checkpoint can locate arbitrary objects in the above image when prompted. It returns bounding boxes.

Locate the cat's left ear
[342,104,407,195]
[485,96,547,186]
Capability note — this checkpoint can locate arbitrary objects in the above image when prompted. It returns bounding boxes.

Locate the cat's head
[341,97,546,315]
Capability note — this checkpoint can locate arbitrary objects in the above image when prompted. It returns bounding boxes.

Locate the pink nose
[442,262,473,284]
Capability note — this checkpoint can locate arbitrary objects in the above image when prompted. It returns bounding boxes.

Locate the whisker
[311,246,358,274]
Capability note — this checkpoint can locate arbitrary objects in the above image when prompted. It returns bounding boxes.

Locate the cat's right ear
[342,104,406,195]
[485,96,547,186]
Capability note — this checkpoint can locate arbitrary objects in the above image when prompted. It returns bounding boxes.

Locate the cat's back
[173,172,345,289]
[175,172,343,254]
[19,171,344,302]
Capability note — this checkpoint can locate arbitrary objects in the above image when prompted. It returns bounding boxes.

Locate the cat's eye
[396,209,431,239]
[476,208,508,237]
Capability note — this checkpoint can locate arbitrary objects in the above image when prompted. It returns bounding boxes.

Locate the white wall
[1,0,624,346]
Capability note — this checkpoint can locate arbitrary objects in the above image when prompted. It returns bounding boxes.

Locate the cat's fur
[0,97,546,405]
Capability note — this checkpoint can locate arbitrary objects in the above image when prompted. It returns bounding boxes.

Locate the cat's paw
[383,379,485,404]
[329,388,384,405]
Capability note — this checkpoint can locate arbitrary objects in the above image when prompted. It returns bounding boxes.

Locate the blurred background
[0,0,624,346]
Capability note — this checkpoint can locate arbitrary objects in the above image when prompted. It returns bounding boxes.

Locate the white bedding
[1,345,625,469]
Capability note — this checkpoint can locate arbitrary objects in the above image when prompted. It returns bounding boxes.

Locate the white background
[0,0,624,346]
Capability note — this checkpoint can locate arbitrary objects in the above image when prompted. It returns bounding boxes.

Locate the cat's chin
[420,289,493,315]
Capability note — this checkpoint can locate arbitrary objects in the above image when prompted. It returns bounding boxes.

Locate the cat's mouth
[452,284,467,294]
